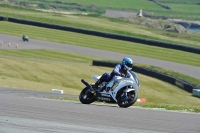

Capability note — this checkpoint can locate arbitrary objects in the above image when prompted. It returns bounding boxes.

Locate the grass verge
[101,60,200,87]
[0,5,200,48]
[0,22,200,67]
[136,64,200,88]
[0,49,199,112]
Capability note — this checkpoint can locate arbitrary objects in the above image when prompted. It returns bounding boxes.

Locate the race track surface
[0,34,200,133]
[1,33,200,79]
[0,88,200,133]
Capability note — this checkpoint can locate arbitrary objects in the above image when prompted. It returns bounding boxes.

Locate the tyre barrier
[92,60,200,94]
[5,17,200,54]
[0,16,5,21]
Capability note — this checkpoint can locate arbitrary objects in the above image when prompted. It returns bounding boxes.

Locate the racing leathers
[94,64,131,91]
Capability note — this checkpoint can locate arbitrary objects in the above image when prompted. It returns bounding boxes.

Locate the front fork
[121,88,134,101]
[121,91,129,102]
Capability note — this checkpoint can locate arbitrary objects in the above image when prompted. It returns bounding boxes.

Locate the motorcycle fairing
[96,93,116,103]
[92,75,101,82]
[96,77,135,102]
[92,74,138,102]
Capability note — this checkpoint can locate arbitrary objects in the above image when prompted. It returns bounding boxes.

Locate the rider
[94,57,133,92]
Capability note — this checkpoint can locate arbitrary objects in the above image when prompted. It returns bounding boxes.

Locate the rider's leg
[94,79,103,89]
[94,73,111,91]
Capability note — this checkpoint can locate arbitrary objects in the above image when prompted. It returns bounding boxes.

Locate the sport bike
[79,71,140,108]
[22,36,29,41]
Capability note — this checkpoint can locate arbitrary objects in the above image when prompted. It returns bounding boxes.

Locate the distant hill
[1,0,200,21]
[1,0,200,31]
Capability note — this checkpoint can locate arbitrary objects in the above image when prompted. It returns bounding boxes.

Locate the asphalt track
[0,88,200,133]
[0,34,200,133]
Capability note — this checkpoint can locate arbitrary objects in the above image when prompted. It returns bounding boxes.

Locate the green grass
[9,0,165,10]
[1,22,200,68]
[166,3,200,13]
[1,5,200,48]
[158,0,200,3]
[0,49,199,112]
[136,64,200,87]
[94,59,200,87]
[0,50,106,93]
[6,0,200,20]
[0,49,103,63]
[1,49,200,87]
[0,4,199,112]
[10,0,200,14]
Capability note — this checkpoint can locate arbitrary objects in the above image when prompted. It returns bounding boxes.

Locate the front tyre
[117,90,138,108]
[79,86,96,104]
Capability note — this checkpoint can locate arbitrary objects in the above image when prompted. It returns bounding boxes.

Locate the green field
[1,5,200,48]
[4,0,200,20]
[0,3,200,112]
[158,0,200,3]
[0,50,199,112]
[7,0,165,10]
[0,50,105,93]
[1,21,200,68]
[1,20,200,87]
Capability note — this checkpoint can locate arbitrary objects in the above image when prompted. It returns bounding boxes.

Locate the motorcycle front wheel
[79,86,97,104]
[117,90,138,108]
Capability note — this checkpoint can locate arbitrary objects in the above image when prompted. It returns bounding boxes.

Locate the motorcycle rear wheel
[23,39,28,41]
[117,90,138,108]
[79,86,97,104]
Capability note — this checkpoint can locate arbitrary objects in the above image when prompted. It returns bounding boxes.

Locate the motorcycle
[22,35,29,41]
[79,70,140,108]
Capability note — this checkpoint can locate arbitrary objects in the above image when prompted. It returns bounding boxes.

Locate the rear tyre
[117,90,138,108]
[79,86,97,104]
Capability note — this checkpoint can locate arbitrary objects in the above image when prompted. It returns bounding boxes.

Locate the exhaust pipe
[81,79,93,89]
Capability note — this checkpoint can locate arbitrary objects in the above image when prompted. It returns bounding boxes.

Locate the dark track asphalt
[1,34,200,79]
[0,88,200,133]
[0,34,200,133]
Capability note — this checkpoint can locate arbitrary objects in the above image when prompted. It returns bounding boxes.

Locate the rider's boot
[94,79,103,92]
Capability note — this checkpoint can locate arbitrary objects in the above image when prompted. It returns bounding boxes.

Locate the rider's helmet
[122,57,133,70]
